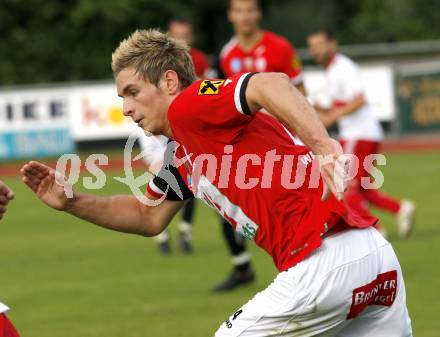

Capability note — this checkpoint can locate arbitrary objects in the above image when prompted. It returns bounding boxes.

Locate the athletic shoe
[155,230,171,255]
[179,230,193,254]
[158,240,171,255]
[397,200,416,239]
[211,268,255,293]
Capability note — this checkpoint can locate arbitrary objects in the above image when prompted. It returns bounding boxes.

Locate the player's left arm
[244,72,346,200]
[318,62,367,127]
[318,94,366,128]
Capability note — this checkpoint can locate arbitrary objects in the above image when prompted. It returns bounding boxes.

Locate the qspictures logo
[53,129,388,207]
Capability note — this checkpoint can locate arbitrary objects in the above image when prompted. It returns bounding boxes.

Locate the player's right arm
[244,72,346,200]
[20,161,184,236]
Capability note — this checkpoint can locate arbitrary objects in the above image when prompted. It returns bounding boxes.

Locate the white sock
[154,230,169,243]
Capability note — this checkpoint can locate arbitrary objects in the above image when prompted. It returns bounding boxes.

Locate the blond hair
[112,29,196,88]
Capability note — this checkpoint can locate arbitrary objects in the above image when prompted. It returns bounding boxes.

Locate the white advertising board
[0,86,70,130]
[304,65,396,121]
[0,63,397,152]
[0,86,74,158]
[68,83,138,141]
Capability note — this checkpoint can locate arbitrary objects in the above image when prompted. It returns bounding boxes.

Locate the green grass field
[1,150,439,337]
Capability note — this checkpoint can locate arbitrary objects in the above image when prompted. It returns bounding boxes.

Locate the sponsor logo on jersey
[230,58,242,73]
[347,270,397,319]
[198,80,225,95]
[243,57,254,71]
[195,175,259,241]
[255,57,267,71]
[292,55,302,70]
[242,222,257,240]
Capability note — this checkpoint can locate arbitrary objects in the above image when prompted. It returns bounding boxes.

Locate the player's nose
[122,101,134,117]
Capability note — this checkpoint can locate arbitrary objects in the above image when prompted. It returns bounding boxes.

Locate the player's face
[307,33,336,65]
[169,22,193,46]
[116,67,170,136]
[228,0,262,36]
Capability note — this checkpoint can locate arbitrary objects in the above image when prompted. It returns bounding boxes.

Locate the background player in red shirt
[0,181,20,337]
[220,0,304,92]
[21,29,412,337]
[307,28,415,239]
[168,17,211,79]
[139,17,213,254]
[213,0,306,292]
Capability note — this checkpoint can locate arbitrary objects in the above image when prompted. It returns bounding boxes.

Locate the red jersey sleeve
[169,73,257,143]
[281,42,303,85]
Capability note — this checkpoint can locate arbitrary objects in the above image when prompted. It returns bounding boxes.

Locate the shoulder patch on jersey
[292,54,302,69]
[198,80,225,95]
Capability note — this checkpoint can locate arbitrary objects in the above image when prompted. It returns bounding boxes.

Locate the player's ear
[227,10,232,23]
[227,4,234,23]
[162,70,180,95]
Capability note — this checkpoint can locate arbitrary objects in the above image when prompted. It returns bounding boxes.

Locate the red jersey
[165,73,376,271]
[220,31,303,84]
[190,47,210,78]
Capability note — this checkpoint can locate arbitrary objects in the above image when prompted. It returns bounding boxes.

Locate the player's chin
[241,25,255,35]
[137,120,147,131]
[141,123,158,136]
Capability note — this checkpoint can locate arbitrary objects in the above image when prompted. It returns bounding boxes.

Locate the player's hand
[0,180,15,220]
[21,161,73,211]
[317,138,348,201]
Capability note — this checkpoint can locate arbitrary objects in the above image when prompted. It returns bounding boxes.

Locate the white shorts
[215,227,412,337]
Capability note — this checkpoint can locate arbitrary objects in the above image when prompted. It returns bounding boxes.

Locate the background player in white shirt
[307,28,415,238]
[0,180,20,337]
